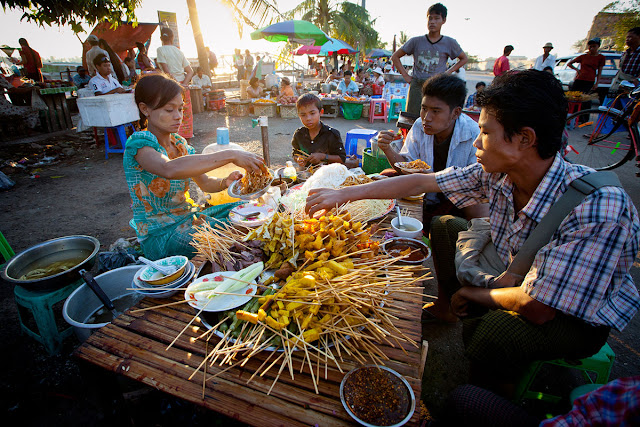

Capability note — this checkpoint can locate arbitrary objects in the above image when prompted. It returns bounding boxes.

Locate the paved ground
[1,75,639,424]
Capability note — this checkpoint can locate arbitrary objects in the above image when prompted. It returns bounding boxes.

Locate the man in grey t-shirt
[391,3,467,115]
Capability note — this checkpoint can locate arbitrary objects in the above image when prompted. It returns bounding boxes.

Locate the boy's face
[477,84,486,93]
[420,95,459,136]
[97,61,112,77]
[427,13,445,33]
[587,43,599,55]
[298,103,321,130]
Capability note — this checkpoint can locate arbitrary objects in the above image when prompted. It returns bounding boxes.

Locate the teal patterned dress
[123,131,240,259]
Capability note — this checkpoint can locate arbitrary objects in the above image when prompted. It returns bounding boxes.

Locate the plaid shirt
[435,154,640,330]
[541,376,640,426]
[465,91,478,109]
[620,46,640,77]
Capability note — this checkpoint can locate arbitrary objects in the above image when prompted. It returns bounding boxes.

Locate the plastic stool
[104,122,135,159]
[345,129,378,163]
[369,99,388,123]
[14,280,83,355]
[513,343,615,403]
[388,98,406,122]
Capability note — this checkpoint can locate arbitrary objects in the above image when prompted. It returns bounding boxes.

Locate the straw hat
[372,67,384,75]
[543,42,554,49]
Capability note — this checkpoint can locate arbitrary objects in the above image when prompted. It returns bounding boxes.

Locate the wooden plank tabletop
[76,197,426,426]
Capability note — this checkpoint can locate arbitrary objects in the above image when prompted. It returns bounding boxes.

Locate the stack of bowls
[131,255,195,298]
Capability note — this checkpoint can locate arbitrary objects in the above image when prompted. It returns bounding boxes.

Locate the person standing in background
[156,27,194,140]
[493,45,513,76]
[85,35,108,76]
[207,47,218,76]
[532,42,556,71]
[244,49,254,80]
[13,38,42,82]
[610,27,640,91]
[567,37,605,94]
[391,3,468,116]
[234,49,244,81]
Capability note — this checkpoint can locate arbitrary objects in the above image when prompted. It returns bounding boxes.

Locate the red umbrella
[294,39,357,56]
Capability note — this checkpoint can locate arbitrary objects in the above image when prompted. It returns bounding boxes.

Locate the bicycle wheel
[562,108,634,170]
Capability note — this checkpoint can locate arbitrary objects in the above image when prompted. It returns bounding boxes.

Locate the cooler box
[77,93,139,127]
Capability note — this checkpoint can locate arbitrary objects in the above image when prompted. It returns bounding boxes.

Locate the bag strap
[506,171,622,278]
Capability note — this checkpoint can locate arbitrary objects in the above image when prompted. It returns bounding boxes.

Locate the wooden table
[76,198,426,426]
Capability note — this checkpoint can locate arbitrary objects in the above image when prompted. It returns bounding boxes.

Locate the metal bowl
[340,365,416,427]
[2,235,100,291]
[382,237,431,265]
[227,173,274,200]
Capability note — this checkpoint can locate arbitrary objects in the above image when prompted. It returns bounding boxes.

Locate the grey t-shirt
[402,35,463,80]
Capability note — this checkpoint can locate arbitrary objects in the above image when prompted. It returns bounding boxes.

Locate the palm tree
[399,31,408,45]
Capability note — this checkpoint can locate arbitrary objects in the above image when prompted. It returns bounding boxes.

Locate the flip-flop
[421,303,459,324]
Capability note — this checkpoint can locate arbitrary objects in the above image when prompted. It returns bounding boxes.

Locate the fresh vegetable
[187,261,264,300]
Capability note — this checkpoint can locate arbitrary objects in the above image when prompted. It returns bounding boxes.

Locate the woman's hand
[230,150,266,172]
[306,188,346,216]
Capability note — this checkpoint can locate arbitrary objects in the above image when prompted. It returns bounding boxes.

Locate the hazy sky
[0,0,615,61]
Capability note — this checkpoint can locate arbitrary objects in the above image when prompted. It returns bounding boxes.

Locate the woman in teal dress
[124,74,265,259]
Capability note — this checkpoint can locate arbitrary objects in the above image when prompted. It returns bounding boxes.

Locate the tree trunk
[186,0,210,77]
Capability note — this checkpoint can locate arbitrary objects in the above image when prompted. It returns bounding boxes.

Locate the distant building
[583,11,633,51]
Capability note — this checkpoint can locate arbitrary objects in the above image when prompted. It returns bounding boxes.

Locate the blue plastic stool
[388,98,406,122]
[345,129,378,163]
[104,123,135,159]
[513,342,615,404]
[14,280,83,355]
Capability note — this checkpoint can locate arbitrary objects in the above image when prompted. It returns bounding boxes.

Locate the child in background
[291,94,358,168]
[465,81,485,109]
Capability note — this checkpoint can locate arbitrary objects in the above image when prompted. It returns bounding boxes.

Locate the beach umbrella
[295,39,357,56]
[367,48,393,58]
[250,20,331,46]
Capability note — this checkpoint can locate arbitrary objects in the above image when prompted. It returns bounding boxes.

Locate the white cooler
[77,93,139,127]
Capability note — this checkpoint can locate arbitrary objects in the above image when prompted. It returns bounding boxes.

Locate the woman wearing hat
[372,67,385,86]
[532,42,556,71]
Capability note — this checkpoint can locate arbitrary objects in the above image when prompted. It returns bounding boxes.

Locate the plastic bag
[0,171,15,190]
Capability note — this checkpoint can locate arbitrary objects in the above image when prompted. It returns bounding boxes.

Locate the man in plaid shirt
[306,70,640,392]
[611,27,640,91]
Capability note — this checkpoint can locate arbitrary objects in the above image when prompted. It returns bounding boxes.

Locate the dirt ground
[1,92,640,426]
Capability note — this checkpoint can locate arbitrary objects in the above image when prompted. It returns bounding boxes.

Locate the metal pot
[1,235,100,291]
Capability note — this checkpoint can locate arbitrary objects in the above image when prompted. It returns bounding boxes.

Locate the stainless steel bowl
[382,237,431,265]
[2,235,100,291]
[340,364,416,427]
[227,174,274,200]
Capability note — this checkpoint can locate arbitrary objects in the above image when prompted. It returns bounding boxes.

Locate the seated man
[337,70,359,96]
[88,54,127,96]
[192,67,212,93]
[378,73,488,228]
[306,70,640,393]
[72,66,91,88]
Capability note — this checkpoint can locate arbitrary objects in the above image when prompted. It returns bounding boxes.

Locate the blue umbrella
[367,49,393,58]
[250,20,331,46]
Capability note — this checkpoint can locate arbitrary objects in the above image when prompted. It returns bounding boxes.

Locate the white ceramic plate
[229,202,276,228]
[394,161,431,174]
[184,271,258,312]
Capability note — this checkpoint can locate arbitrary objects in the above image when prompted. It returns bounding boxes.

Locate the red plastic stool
[369,99,388,123]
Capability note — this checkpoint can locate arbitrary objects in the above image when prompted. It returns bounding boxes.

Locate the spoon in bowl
[395,202,409,231]
[139,256,176,276]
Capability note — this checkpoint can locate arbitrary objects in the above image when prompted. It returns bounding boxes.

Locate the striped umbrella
[295,39,358,56]
[250,20,331,46]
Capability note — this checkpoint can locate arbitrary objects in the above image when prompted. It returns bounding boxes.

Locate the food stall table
[38,86,77,132]
[75,198,426,426]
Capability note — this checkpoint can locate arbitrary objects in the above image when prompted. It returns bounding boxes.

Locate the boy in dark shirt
[292,94,357,167]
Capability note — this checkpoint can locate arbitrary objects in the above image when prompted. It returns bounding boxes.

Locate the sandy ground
[1,82,640,425]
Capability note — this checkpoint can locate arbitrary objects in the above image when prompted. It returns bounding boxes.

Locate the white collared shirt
[400,113,480,204]
[533,54,556,71]
[89,73,122,95]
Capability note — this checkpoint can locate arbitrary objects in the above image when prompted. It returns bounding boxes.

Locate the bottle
[283,161,297,181]
[202,127,245,205]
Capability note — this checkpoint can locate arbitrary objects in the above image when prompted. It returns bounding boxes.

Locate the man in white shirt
[88,54,127,96]
[337,71,359,95]
[85,35,108,76]
[192,67,212,91]
[156,27,193,85]
[533,42,556,71]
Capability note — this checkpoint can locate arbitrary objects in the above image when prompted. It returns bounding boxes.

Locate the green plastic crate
[341,102,363,120]
[362,148,391,174]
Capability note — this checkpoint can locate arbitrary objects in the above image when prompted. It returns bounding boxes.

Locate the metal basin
[1,235,100,291]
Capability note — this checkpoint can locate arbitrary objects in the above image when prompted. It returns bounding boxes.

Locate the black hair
[296,93,322,111]
[196,66,202,73]
[543,66,553,72]
[504,45,514,55]
[160,27,174,42]
[249,77,259,86]
[476,70,567,159]
[136,42,146,51]
[344,70,353,76]
[18,38,28,47]
[135,74,184,129]
[476,81,486,89]
[93,53,109,67]
[428,3,447,19]
[98,39,125,83]
[421,73,467,110]
[76,65,85,72]
[629,27,640,37]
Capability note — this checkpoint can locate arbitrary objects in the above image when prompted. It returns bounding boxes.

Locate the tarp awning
[82,21,159,68]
